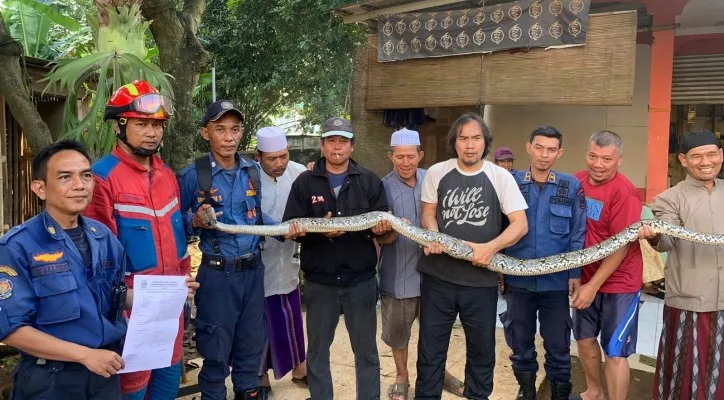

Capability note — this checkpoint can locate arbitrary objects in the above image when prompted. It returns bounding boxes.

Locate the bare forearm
[421,214,438,232]
[489,218,528,252]
[587,245,628,288]
[4,326,89,362]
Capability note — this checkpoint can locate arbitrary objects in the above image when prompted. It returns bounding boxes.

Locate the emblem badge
[425,35,437,51]
[529,23,543,41]
[333,119,343,127]
[441,32,453,49]
[570,0,585,14]
[140,280,148,289]
[383,40,394,55]
[473,10,485,25]
[549,21,563,38]
[221,101,234,110]
[410,19,421,33]
[397,39,408,53]
[491,27,504,44]
[0,279,12,300]
[491,7,504,24]
[508,4,522,21]
[457,12,469,28]
[569,19,583,37]
[383,20,394,36]
[441,13,453,29]
[509,24,522,42]
[529,1,543,18]
[411,37,422,52]
[550,0,563,16]
[33,251,64,263]
[473,29,486,46]
[395,20,406,34]
[0,266,16,277]
[425,17,437,31]
[456,32,469,48]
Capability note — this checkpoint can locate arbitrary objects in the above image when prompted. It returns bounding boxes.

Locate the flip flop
[443,374,465,398]
[388,382,409,400]
[292,375,308,386]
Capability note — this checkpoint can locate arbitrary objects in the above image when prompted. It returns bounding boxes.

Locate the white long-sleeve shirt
[260,160,307,297]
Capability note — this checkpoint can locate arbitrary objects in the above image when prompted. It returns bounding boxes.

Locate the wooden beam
[342,0,467,24]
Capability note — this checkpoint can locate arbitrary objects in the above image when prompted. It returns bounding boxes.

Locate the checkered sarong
[654,305,724,400]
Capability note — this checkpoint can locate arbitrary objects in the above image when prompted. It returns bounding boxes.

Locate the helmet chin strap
[117,120,161,157]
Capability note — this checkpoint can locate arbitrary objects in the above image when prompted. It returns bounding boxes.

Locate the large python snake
[205,210,724,277]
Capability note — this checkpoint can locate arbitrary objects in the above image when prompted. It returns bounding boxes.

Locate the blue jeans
[305,277,380,400]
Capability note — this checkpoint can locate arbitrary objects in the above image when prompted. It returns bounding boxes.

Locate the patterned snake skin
[205,210,724,277]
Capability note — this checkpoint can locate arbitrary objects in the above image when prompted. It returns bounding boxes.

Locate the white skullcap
[390,128,421,147]
[256,126,288,152]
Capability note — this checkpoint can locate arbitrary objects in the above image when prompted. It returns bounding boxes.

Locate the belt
[27,340,122,366]
[200,252,260,272]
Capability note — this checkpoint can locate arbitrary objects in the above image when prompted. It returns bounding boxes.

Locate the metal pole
[212,59,217,102]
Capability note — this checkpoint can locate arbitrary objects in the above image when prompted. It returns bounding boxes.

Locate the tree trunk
[0,19,52,155]
[142,0,211,171]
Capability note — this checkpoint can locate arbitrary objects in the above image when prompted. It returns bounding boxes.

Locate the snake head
[204,206,218,227]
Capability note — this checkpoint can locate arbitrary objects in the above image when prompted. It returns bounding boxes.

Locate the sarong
[654,305,724,400]
[259,286,306,379]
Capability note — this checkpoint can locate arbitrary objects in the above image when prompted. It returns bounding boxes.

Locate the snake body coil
[205,210,724,277]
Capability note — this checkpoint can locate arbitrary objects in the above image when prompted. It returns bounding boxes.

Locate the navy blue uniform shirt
[177,153,276,257]
[0,211,128,349]
[505,170,587,292]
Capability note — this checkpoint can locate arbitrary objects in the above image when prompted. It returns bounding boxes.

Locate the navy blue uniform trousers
[194,257,266,399]
[501,285,572,383]
[11,357,122,400]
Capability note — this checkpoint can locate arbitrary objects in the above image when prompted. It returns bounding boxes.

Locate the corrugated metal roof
[672,54,724,105]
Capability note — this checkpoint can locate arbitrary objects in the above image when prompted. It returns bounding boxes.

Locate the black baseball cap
[321,117,354,139]
[202,100,244,127]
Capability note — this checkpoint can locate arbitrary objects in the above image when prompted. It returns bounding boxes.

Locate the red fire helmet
[104,80,173,121]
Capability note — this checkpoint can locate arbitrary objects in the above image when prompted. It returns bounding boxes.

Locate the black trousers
[11,356,122,400]
[415,274,498,400]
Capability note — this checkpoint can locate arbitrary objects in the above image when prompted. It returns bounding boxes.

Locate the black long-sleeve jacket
[282,157,388,286]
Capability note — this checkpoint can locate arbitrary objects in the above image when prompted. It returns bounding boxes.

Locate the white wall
[484,44,652,188]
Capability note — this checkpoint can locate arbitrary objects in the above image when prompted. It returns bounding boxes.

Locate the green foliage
[197,0,365,149]
[41,4,173,158]
[89,3,150,58]
[1,0,91,59]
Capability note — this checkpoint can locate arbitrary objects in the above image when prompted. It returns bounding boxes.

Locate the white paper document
[120,275,187,374]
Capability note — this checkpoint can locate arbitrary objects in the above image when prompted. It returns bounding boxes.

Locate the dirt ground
[179,243,655,400]
[178,312,655,400]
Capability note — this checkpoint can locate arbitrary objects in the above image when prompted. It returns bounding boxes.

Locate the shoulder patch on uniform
[0,279,13,300]
[33,251,64,263]
[0,266,17,277]
[92,154,120,180]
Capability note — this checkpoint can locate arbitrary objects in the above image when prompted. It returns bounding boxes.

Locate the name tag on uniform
[585,197,604,221]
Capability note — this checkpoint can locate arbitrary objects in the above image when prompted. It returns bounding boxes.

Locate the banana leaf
[2,0,81,57]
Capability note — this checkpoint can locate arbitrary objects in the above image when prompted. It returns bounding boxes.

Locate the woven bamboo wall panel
[366,11,637,109]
